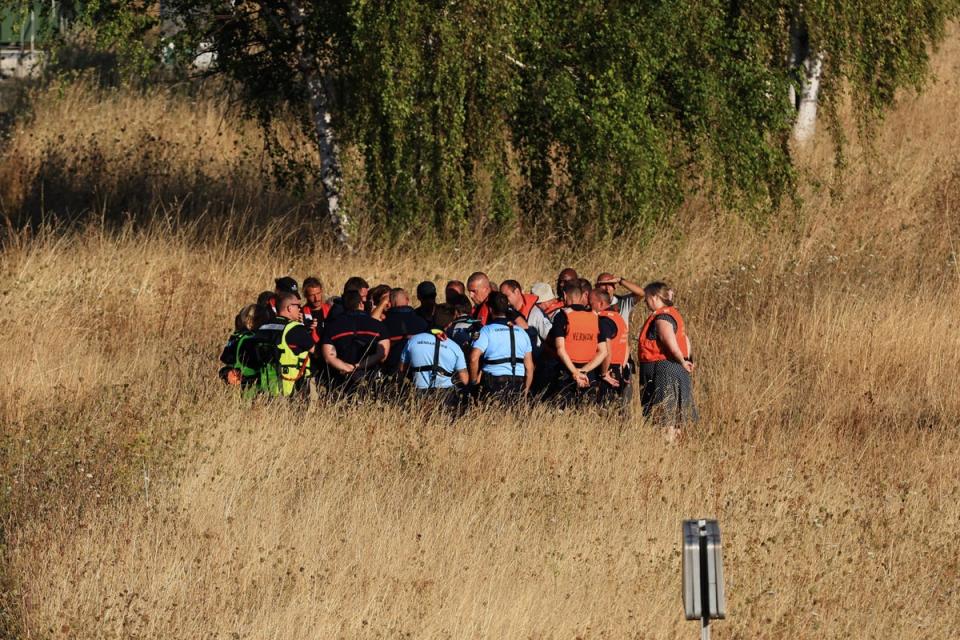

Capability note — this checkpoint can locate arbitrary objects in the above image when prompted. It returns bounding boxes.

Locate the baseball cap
[530,282,555,302]
[416,281,437,299]
[275,276,299,294]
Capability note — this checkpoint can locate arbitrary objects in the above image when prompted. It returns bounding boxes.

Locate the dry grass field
[2,34,960,640]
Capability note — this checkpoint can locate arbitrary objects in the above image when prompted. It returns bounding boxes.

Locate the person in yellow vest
[636,281,697,432]
[547,280,617,406]
[254,290,315,399]
[589,288,632,409]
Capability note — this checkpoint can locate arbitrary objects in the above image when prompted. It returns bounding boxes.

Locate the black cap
[416,281,437,299]
[275,276,299,294]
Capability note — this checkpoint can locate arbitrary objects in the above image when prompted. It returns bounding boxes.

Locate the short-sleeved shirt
[611,295,637,330]
[400,331,467,389]
[645,312,678,340]
[472,318,533,377]
[320,311,388,365]
[382,306,431,373]
[548,305,618,364]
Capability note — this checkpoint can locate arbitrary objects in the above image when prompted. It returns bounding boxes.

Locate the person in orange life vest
[500,279,552,350]
[548,280,618,404]
[468,271,529,331]
[382,288,430,376]
[636,281,697,429]
[594,272,644,330]
[590,288,632,406]
[301,277,332,389]
[302,277,332,341]
[531,282,564,321]
[320,289,390,395]
[415,281,437,323]
[525,281,563,400]
[444,280,465,303]
[368,284,392,321]
[467,272,494,325]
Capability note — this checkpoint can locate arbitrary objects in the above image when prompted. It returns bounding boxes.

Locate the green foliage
[0,0,162,78]
[3,0,958,238]
[347,0,519,233]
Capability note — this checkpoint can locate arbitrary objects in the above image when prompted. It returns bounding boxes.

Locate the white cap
[530,282,555,302]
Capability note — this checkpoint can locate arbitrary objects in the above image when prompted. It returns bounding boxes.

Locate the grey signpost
[683,519,726,640]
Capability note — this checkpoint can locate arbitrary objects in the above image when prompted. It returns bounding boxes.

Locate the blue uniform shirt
[472,319,533,377]
[400,330,467,389]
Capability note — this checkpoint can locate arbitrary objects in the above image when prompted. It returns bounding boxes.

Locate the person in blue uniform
[468,292,534,402]
[399,304,468,413]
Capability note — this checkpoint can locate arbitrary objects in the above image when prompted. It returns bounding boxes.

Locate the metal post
[699,521,710,640]
[683,518,725,638]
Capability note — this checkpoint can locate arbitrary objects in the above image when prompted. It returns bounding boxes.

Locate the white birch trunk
[792,52,823,144]
[287,0,352,250]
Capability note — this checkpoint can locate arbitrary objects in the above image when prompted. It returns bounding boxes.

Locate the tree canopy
[7,0,959,240]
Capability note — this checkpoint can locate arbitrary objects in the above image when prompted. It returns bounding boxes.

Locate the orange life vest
[519,293,538,319]
[541,299,564,318]
[637,306,689,363]
[598,309,629,366]
[472,300,492,325]
[563,309,600,364]
[304,302,331,343]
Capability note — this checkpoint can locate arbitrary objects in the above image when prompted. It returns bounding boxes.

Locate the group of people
[218,268,697,425]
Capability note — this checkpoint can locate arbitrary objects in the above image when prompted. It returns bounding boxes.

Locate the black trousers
[326,370,384,399]
[413,387,466,417]
[530,357,561,400]
[552,367,602,407]
[599,363,633,408]
[479,375,525,403]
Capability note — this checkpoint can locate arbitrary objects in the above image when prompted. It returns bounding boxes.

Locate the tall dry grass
[2,31,960,640]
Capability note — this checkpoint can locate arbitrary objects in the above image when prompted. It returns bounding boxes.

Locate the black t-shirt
[321,311,389,365]
[645,313,677,340]
[548,305,617,343]
[382,306,431,373]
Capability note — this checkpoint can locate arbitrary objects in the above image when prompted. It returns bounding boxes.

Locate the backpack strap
[429,333,442,388]
[482,324,519,377]
[509,323,516,376]
[409,331,456,384]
